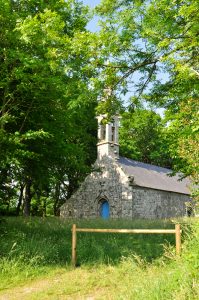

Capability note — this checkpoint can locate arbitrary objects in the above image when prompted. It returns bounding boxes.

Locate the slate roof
[118,157,190,195]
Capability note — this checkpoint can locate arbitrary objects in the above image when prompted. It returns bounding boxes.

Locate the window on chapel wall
[101,124,106,140]
[185,202,194,217]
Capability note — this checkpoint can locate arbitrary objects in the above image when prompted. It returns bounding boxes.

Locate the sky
[82,0,101,8]
[82,0,101,32]
[82,0,165,116]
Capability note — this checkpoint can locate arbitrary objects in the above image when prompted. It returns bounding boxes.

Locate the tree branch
[19,99,34,133]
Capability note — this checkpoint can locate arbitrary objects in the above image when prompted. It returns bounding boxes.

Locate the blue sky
[82,0,101,32]
[82,0,101,8]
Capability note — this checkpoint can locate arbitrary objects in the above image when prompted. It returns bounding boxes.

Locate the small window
[111,126,115,142]
[101,125,106,140]
[185,203,193,217]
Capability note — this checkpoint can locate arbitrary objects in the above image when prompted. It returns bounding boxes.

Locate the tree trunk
[23,179,32,217]
[42,190,48,217]
[43,197,46,217]
[54,182,60,216]
[67,175,78,199]
[16,184,24,216]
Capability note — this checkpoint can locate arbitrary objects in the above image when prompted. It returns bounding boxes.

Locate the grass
[0,217,198,299]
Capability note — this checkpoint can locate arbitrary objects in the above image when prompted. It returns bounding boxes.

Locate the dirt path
[0,278,57,300]
[0,269,113,300]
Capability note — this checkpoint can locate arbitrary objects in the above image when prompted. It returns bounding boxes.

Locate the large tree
[0,0,98,215]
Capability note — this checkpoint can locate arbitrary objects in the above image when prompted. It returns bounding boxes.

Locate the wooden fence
[71,224,181,267]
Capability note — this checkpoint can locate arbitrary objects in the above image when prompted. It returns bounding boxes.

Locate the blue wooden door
[101,201,110,219]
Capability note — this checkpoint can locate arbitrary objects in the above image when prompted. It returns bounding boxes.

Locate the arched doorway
[100,200,110,219]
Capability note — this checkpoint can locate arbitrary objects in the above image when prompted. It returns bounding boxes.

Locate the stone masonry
[60,156,132,218]
[132,186,189,219]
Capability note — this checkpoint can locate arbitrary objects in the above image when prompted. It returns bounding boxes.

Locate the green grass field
[0,217,198,299]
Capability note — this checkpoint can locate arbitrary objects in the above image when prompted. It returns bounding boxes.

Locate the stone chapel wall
[131,186,191,218]
[60,156,132,218]
[60,157,191,219]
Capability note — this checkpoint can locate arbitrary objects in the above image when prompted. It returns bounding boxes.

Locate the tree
[120,108,171,168]
[167,98,199,184]
[0,0,98,216]
[95,0,199,187]
[95,0,199,99]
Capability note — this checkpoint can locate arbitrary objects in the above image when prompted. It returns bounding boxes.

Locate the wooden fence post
[175,224,181,255]
[72,224,77,267]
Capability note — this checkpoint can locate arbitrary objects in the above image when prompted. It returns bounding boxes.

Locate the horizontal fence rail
[76,228,177,234]
[71,224,182,267]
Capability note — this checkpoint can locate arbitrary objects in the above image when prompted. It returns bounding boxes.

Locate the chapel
[60,114,191,219]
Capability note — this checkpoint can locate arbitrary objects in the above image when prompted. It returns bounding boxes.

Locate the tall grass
[0,217,198,299]
[0,217,176,265]
[0,217,175,286]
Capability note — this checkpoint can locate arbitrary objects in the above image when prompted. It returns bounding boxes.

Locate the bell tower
[97,114,120,160]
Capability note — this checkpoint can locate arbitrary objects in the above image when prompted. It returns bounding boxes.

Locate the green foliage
[95,0,199,195]
[0,217,198,299]
[0,217,175,268]
[167,98,199,185]
[120,108,172,167]
[0,0,98,215]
